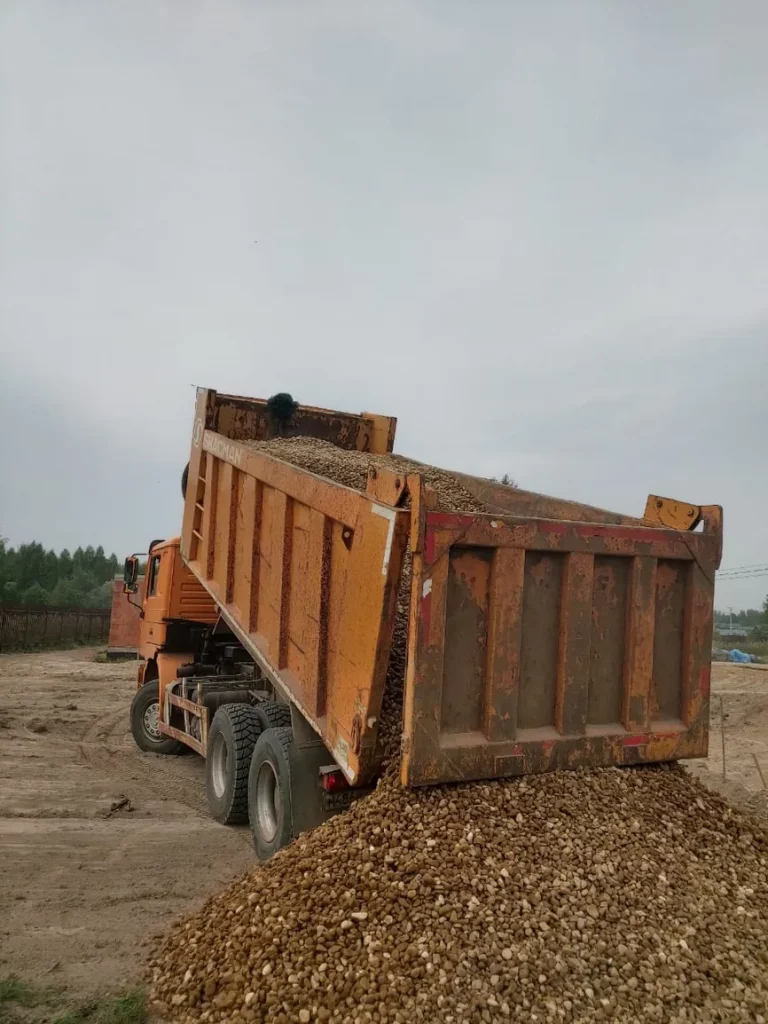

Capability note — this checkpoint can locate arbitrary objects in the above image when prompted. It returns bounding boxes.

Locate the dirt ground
[687,660,768,820]
[0,649,766,1009]
[0,648,254,1005]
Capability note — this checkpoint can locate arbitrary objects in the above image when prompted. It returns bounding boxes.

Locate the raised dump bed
[178,388,723,790]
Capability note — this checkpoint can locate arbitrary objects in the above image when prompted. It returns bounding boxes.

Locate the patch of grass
[0,974,45,1007]
[0,978,146,1024]
[51,991,147,1024]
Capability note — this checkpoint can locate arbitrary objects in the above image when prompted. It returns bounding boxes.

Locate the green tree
[14,542,47,592]
[51,569,99,607]
[82,545,96,574]
[43,549,60,590]
[22,582,50,606]
[85,580,113,608]
[92,545,108,582]
[0,541,121,607]
[72,547,85,574]
[49,577,80,607]
[58,548,73,577]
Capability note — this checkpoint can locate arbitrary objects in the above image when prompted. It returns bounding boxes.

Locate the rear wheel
[248,727,294,860]
[130,679,184,755]
[205,704,261,824]
[254,700,292,732]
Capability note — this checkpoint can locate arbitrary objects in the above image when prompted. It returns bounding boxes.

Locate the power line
[715,574,768,585]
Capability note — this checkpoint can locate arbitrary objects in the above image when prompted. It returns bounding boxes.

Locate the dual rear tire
[248,726,293,860]
[204,702,293,859]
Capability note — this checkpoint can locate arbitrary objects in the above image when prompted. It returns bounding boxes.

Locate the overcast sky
[1,1,766,610]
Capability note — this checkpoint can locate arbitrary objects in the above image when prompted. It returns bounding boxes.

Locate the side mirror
[123,555,139,594]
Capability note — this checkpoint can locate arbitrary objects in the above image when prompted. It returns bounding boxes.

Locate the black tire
[205,704,261,825]
[248,727,294,860]
[254,700,292,732]
[181,463,189,500]
[130,679,184,755]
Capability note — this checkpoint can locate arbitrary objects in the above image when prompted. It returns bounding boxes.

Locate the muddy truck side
[125,388,723,860]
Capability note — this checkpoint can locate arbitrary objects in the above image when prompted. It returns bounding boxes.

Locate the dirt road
[0,649,254,1001]
[0,649,766,1007]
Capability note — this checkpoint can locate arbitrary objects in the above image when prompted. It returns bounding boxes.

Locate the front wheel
[248,727,294,860]
[129,679,184,755]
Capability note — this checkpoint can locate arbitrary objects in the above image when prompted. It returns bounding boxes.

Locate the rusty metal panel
[589,556,629,727]
[679,561,712,754]
[285,501,331,712]
[324,499,408,781]
[232,473,257,627]
[555,552,593,736]
[519,552,563,730]
[255,485,287,666]
[208,390,396,453]
[441,548,492,734]
[483,548,524,742]
[652,560,687,722]
[622,555,656,732]
[401,505,719,788]
[286,500,312,684]
[300,509,331,718]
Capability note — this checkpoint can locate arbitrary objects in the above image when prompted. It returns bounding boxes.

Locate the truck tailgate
[401,490,720,786]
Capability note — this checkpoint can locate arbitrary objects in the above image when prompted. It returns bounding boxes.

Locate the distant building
[715,625,755,640]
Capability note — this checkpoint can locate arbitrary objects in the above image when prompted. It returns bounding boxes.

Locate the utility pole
[729,606,733,632]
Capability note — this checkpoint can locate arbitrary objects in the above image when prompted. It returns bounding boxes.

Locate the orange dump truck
[124,389,722,859]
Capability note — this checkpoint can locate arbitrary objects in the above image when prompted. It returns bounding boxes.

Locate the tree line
[0,540,120,609]
[714,606,767,626]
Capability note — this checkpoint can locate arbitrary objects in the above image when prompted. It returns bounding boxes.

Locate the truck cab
[123,539,217,753]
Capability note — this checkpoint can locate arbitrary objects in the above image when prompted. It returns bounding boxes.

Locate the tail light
[319,766,349,792]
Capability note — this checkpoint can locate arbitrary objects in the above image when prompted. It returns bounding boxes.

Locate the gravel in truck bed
[241,437,489,513]
[151,764,768,1024]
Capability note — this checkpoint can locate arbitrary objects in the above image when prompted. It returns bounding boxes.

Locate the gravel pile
[243,437,488,513]
[150,437,768,1023]
[150,764,768,1024]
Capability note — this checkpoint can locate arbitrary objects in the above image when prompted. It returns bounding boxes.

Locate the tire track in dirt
[0,649,256,1001]
[77,706,212,816]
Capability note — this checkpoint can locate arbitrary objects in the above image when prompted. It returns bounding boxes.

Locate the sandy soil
[686,660,768,820]
[0,650,765,1006]
[0,648,254,1001]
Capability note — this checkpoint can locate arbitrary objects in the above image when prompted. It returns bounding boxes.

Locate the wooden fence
[0,604,111,653]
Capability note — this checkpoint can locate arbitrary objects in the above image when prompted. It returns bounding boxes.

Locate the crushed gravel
[243,437,488,513]
[150,765,768,1024]
[149,439,768,1024]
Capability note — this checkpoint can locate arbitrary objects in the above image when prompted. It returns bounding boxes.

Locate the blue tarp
[727,648,753,664]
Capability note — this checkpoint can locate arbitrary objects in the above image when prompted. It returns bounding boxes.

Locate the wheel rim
[210,732,229,799]
[143,700,161,740]
[255,760,281,843]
